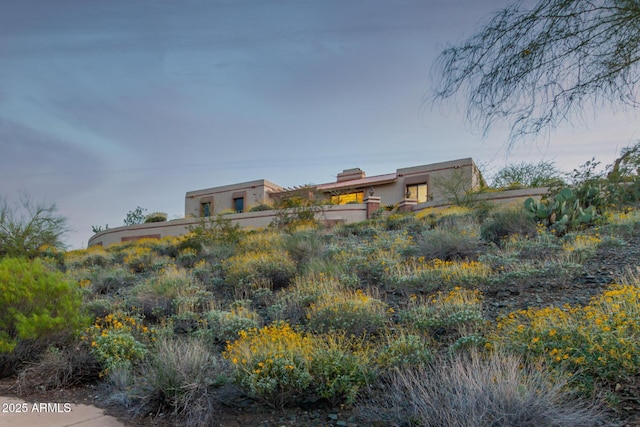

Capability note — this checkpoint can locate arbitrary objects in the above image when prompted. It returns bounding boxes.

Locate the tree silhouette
[433,0,640,142]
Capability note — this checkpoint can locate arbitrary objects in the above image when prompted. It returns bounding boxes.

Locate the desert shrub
[0,195,69,257]
[491,283,640,393]
[85,311,154,376]
[307,289,389,336]
[90,267,137,295]
[64,246,113,269]
[249,203,273,212]
[224,249,296,290]
[144,212,167,223]
[400,288,483,344]
[181,214,243,252]
[16,343,100,394]
[416,205,473,226]
[332,221,380,238]
[176,247,199,268]
[122,245,163,273]
[560,233,602,263]
[480,207,538,245]
[376,331,432,368]
[491,160,565,189]
[281,229,325,269]
[237,230,284,252]
[224,322,314,408]
[135,336,228,425]
[268,273,346,324]
[328,232,412,286]
[385,213,426,236]
[309,334,375,406]
[0,257,87,354]
[199,306,260,345]
[84,298,114,320]
[133,265,211,317]
[359,350,605,427]
[390,258,490,290]
[418,227,483,261]
[496,226,562,260]
[601,207,640,237]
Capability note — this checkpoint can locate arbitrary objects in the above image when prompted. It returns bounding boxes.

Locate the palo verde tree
[433,0,640,141]
[0,194,69,258]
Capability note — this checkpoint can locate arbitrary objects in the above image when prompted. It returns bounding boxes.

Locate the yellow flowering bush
[491,284,640,391]
[84,311,154,376]
[64,245,112,269]
[122,245,158,273]
[223,322,314,408]
[306,289,389,335]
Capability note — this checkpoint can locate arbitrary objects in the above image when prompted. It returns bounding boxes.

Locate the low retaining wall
[88,204,368,247]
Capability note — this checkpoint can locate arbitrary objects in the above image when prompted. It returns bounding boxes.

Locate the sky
[1,0,638,250]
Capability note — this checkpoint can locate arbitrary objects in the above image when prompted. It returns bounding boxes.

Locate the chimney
[336,168,365,182]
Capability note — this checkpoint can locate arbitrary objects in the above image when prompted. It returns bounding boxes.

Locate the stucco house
[90,157,545,247]
[184,158,483,217]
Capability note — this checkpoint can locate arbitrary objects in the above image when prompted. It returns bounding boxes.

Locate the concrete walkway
[0,396,127,427]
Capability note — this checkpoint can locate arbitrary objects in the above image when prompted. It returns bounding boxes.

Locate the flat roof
[316,172,397,192]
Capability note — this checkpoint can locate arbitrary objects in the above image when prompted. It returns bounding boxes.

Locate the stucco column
[398,198,417,212]
[365,196,381,219]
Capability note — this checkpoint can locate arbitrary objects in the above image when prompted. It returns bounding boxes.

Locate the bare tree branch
[432,0,640,142]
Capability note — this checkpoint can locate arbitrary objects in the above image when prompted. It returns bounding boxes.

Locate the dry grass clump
[359,349,606,427]
[16,343,100,394]
[480,206,538,245]
[134,336,228,426]
[418,226,483,261]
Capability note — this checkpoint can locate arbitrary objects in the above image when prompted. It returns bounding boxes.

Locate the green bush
[249,204,273,212]
[480,207,538,245]
[0,195,70,257]
[376,332,432,368]
[144,212,167,223]
[0,257,87,354]
[310,335,374,406]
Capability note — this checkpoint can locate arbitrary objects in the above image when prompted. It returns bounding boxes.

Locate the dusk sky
[2,0,638,249]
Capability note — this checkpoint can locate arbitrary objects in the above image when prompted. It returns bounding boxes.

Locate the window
[330,191,364,205]
[200,202,211,217]
[233,197,244,213]
[406,183,428,203]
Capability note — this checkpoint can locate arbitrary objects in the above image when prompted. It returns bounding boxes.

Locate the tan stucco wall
[88,204,368,247]
[184,179,284,217]
[325,158,480,207]
[413,187,549,211]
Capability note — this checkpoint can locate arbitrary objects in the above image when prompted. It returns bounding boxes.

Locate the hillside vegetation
[3,159,640,426]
